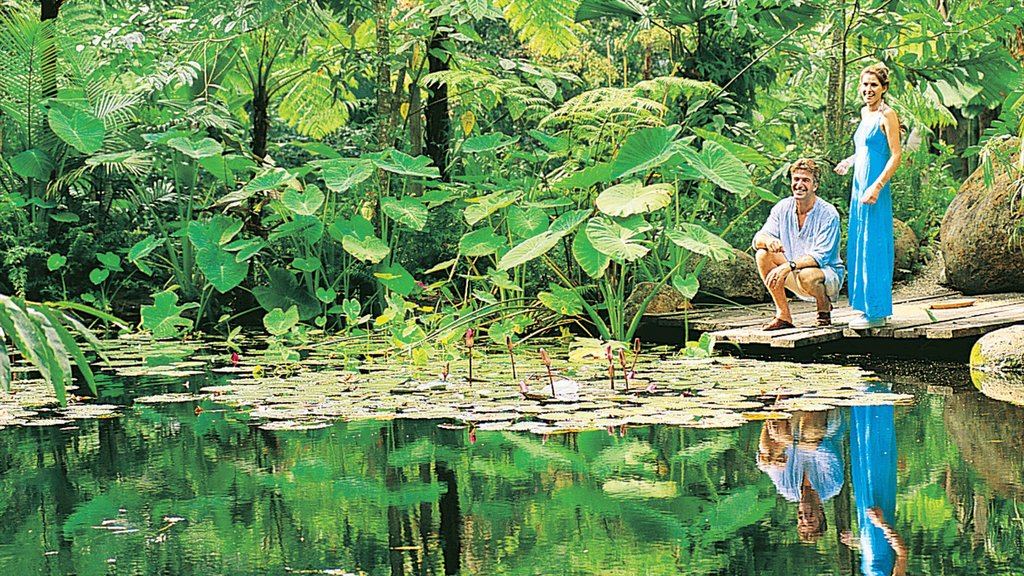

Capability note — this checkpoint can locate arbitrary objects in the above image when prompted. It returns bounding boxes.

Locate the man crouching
[752,158,846,331]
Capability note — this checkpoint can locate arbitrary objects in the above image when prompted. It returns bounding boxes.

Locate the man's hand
[764,263,791,290]
[763,238,784,253]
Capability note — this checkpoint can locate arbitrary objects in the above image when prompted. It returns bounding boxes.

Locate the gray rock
[971,325,1024,372]
[893,218,918,281]
[689,248,770,304]
[625,282,690,319]
[940,138,1024,294]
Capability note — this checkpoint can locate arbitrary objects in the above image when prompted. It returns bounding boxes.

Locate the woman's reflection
[757,410,845,542]
[848,404,907,576]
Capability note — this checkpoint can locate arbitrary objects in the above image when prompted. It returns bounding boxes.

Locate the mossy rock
[970,325,1024,372]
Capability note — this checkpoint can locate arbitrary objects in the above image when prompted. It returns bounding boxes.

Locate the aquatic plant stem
[618,349,629,391]
[506,336,517,379]
[540,348,554,396]
[606,345,615,390]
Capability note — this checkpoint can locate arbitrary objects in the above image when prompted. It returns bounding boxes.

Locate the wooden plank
[885,299,1024,339]
[770,327,845,348]
[922,305,1024,339]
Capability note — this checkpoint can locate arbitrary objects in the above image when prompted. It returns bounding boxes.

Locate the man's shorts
[786,267,842,302]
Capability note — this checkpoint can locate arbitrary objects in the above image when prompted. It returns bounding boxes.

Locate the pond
[1,343,1023,575]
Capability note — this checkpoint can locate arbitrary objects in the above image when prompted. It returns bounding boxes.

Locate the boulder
[625,282,690,319]
[940,138,1024,294]
[893,218,918,281]
[689,248,770,304]
[970,325,1024,372]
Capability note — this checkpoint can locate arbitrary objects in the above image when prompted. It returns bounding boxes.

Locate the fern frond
[85,150,155,178]
[634,76,718,103]
[495,0,584,56]
[540,87,666,134]
[276,69,352,139]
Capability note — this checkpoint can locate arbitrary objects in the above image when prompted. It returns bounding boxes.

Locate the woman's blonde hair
[860,62,891,88]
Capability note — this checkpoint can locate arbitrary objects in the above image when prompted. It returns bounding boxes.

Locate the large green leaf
[167,136,223,159]
[464,191,518,225]
[140,291,198,339]
[553,162,614,190]
[319,158,375,193]
[214,168,294,207]
[538,284,584,316]
[575,0,645,21]
[507,206,549,238]
[596,180,674,217]
[497,232,561,271]
[691,127,769,167]
[549,209,592,237]
[342,235,390,263]
[572,230,610,278]
[10,149,52,180]
[459,226,507,257]
[196,247,249,293]
[374,262,417,296]
[462,133,519,153]
[253,268,320,320]
[187,215,243,252]
[48,106,105,154]
[282,185,325,216]
[585,217,650,262]
[674,140,751,195]
[269,215,323,243]
[381,197,429,231]
[373,149,441,178]
[611,125,681,179]
[667,223,735,262]
[329,214,375,242]
[264,306,299,336]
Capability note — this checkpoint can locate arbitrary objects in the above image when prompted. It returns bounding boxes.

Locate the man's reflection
[757,410,845,542]
[848,404,907,576]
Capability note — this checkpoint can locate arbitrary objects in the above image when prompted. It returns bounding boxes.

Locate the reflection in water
[757,410,845,542]
[1,379,1024,575]
[849,404,906,576]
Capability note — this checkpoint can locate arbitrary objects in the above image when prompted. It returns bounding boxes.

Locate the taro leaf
[673,273,700,300]
[554,162,614,190]
[166,136,223,159]
[420,189,454,208]
[464,191,518,226]
[10,149,52,180]
[596,180,674,217]
[538,284,584,315]
[319,158,375,193]
[289,141,340,158]
[292,257,322,272]
[214,168,293,208]
[196,247,249,293]
[198,154,239,183]
[674,140,751,195]
[282,185,325,216]
[459,226,507,257]
[462,133,519,153]
[549,209,592,237]
[263,306,299,336]
[46,254,67,271]
[691,127,769,167]
[373,149,441,178]
[50,212,80,223]
[529,129,569,152]
[253,267,320,320]
[342,298,361,324]
[374,261,416,296]
[0,339,10,392]
[611,125,682,179]
[48,106,104,154]
[329,214,375,242]
[667,223,734,262]
[497,231,561,271]
[188,215,243,251]
[141,290,198,339]
[127,236,161,275]
[573,228,610,278]
[342,234,390,263]
[423,258,457,274]
[315,286,337,303]
[269,215,323,243]
[585,217,650,262]
[224,237,266,262]
[381,197,429,231]
[507,206,549,238]
[96,252,122,271]
[89,268,109,284]
[487,268,521,291]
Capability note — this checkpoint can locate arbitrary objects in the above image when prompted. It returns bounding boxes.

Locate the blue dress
[847,111,894,319]
[850,404,898,576]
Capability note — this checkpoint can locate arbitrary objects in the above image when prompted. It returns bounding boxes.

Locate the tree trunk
[825,7,847,155]
[374,0,392,199]
[409,77,424,196]
[425,31,450,181]
[40,0,60,99]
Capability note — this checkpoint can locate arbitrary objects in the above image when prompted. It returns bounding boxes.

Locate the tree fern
[276,71,354,139]
[422,68,554,121]
[539,87,666,143]
[495,0,585,56]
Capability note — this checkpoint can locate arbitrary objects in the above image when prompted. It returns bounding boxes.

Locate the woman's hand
[834,158,853,176]
[860,182,882,204]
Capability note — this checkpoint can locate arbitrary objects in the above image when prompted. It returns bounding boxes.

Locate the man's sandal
[816,302,834,327]
[761,317,795,331]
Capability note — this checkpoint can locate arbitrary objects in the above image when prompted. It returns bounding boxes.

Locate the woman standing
[835,63,903,329]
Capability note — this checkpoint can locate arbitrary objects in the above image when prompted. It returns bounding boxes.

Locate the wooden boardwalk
[644,290,1024,349]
